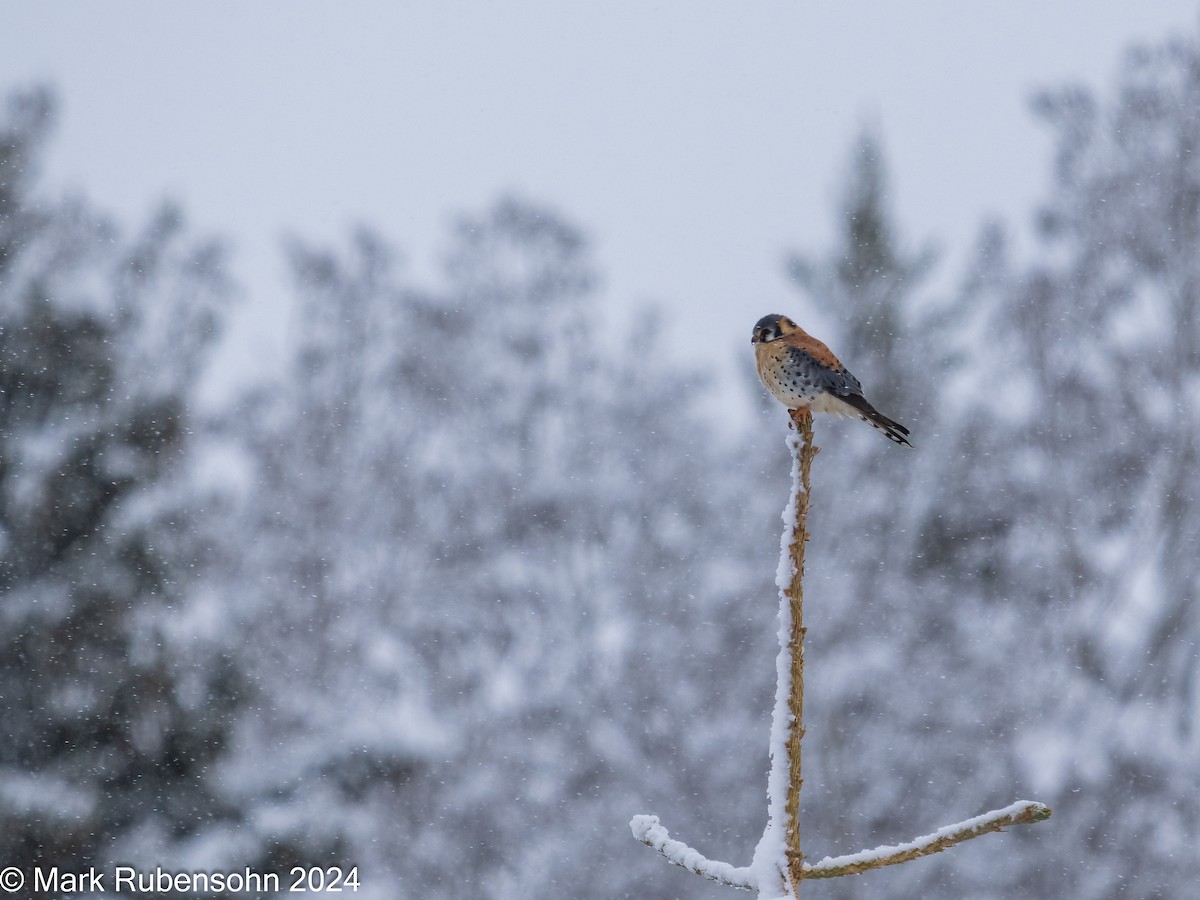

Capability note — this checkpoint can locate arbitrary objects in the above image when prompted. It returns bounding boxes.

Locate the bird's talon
[789,408,811,427]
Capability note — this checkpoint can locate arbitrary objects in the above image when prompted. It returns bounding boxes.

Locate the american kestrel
[751,313,912,447]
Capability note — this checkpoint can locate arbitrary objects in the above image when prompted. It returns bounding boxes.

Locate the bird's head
[751,314,799,344]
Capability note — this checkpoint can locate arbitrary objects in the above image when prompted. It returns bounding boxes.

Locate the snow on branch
[629,815,757,891]
[801,800,1053,879]
[632,800,1050,893]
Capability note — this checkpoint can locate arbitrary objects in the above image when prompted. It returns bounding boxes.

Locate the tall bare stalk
[783,408,816,891]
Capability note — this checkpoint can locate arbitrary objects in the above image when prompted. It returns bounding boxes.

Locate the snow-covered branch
[629,815,756,891]
[631,800,1051,894]
[801,800,1052,879]
[749,409,818,895]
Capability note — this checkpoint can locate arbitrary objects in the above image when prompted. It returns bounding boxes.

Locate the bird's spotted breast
[757,342,822,408]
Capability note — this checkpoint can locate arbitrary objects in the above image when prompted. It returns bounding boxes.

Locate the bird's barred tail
[839,393,912,447]
[863,409,912,447]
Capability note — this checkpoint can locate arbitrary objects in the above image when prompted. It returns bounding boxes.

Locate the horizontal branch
[632,801,1050,891]
[630,815,757,891]
[800,800,1052,879]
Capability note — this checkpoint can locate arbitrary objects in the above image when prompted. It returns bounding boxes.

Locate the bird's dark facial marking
[752,313,786,344]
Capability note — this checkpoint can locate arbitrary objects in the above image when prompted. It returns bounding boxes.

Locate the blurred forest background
[3,21,1200,900]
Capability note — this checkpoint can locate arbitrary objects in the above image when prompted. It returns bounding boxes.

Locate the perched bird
[751,313,911,447]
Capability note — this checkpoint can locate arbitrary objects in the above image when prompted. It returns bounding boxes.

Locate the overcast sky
[3,2,1198,414]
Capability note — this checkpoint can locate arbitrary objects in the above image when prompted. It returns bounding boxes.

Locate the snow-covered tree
[787,29,1200,898]
[963,33,1200,897]
[770,131,960,885]
[0,87,241,892]
[215,198,771,899]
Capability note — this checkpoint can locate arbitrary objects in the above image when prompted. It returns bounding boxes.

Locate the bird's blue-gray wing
[789,346,863,398]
